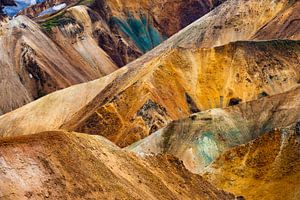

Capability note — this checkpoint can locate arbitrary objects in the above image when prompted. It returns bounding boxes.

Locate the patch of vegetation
[40,14,76,32]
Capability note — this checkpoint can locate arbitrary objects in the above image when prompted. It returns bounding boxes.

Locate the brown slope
[128,86,300,173]
[0,15,117,114]
[0,40,299,146]
[0,131,235,200]
[202,127,300,200]
[252,1,300,40]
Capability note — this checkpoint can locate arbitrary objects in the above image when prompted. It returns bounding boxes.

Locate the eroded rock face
[0,0,296,115]
[0,131,235,200]
[202,127,300,200]
[0,0,228,114]
[128,86,300,173]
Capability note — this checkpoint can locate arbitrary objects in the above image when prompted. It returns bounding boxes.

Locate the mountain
[0,39,299,145]
[0,0,296,116]
[0,0,299,199]
[0,38,299,144]
[0,130,234,200]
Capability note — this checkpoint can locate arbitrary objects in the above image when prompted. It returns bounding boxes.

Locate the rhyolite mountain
[0,39,299,145]
[0,0,299,199]
[0,0,299,143]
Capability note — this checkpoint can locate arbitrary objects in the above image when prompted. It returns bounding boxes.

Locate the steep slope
[45,5,142,68]
[252,1,300,40]
[202,127,300,200]
[128,86,300,173]
[0,40,299,147]
[0,131,234,200]
[93,0,225,42]
[0,14,117,114]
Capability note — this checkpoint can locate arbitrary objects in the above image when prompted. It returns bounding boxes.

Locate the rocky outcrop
[0,130,235,200]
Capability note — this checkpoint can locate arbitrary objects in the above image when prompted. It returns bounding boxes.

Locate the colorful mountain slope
[0,40,299,146]
[128,86,300,173]
[0,0,299,199]
[0,131,235,200]
[0,0,296,115]
[202,126,300,200]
